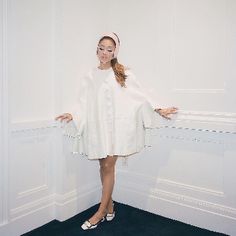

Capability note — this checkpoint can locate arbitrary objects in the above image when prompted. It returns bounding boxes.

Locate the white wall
[0,0,9,229]
[110,1,236,235]
[111,1,236,235]
[0,0,236,235]
[1,1,104,235]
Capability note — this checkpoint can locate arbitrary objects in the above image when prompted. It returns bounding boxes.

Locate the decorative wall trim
[10,194,55,221]
[115,170,236,218]
[172,88,225,93]
[149,127,236,146]
[114,184,236,236]
[157,178,224,197]
[0,204,54,236]
[17,185,49,199]
[10,113,236,134]
[117,184,236,219]
[175,110,236,125]
[10,120,58,133]
[54,184,101,207]
[0,0,9,225]
[10,184,101,225]
[9,118,236,149]
[117,170,225,199]
[114,169,236,235]
[149,110,236,136]
[54,184,101,222]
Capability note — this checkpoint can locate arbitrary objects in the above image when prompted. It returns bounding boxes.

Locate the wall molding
[10,111,236,134]
[10,194,55,221]
[116,184,236,219]
[0,203,54,236]
[166,110,236,133]
[0,184,101,236]
[115,170,236,218]
[116,170,236,217]
[54,184,101,222]
[0,0,9,226]
[175,110,236,126]
[114,170,236,236]
[149,127,236,146]
[54,183,101,207]
[172,88,225,93]
[156,178,224,198]
[10,120,58,133]
[115,185,236,236]
[117,170,225,199]
[9,118,236,148]
[17,185,49,199]
[10,185,100,221]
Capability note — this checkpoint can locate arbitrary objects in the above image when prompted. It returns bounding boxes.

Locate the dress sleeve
[125,69,159,110]
[70,73,89,131]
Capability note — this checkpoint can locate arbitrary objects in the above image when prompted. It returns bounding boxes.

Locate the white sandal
[106,211,115,221]
[81,216,105,230]
[106,202,115,221]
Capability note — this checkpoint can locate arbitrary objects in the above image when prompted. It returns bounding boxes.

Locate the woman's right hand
[55,113,73,123]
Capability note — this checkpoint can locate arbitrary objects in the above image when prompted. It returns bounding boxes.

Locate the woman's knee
[100,156,117,174]
[100,162,114,173]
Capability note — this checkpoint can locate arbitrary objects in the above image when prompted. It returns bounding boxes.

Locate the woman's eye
[98,47,104,51]
[108,50,113,53]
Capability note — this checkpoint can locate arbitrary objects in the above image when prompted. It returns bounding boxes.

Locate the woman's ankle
[96,208,107,217]
[107,200,114,213]
[88,211,105,224]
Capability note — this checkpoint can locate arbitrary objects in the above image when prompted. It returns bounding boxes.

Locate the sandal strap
[84,220,93,228]
[107,211,115,216]
[82,217,105,229]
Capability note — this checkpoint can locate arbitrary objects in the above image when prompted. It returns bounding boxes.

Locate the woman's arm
[154,107,178,119]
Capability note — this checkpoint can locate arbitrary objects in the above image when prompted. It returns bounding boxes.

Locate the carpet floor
[22,202,228,236]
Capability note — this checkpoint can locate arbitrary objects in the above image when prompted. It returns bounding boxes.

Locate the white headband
[98,32,120,58]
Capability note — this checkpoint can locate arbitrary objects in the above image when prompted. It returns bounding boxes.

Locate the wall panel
[8,0,54,122]
[115,127,236,235]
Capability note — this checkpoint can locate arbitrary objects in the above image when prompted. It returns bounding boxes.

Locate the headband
[98,32,120,58]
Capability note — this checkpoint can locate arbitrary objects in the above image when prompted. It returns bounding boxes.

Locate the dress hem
[71,145,151,160]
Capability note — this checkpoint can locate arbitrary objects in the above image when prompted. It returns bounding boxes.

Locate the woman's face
[97,38,116,64]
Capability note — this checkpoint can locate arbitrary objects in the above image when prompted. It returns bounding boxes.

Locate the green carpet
[22,202,228,236]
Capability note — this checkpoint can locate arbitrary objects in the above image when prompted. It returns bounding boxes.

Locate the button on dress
[68,67,162,159]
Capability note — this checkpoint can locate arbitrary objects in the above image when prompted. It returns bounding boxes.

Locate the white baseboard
[54,184,101,222]
[0,201,55,236]
[0,185,101,236]
[113,173,236,236]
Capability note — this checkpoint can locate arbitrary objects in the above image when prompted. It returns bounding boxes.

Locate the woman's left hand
[154,107,178,120]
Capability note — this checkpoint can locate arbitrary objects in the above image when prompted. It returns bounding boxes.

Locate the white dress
[67,67,162,160]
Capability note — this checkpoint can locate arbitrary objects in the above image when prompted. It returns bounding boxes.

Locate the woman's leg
[88,155,118,224]
[99,160,114,213]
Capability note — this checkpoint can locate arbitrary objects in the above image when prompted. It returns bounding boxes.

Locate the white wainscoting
[114,111,236,236]
[0,121,101,236]
[1,116,235,235]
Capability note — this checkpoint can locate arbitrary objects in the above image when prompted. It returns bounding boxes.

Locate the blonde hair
[111,58,127,87]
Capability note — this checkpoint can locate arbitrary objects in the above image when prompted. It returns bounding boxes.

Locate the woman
[55,32,178,230]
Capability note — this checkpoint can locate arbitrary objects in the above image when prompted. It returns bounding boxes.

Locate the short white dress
[66,67,162,159]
